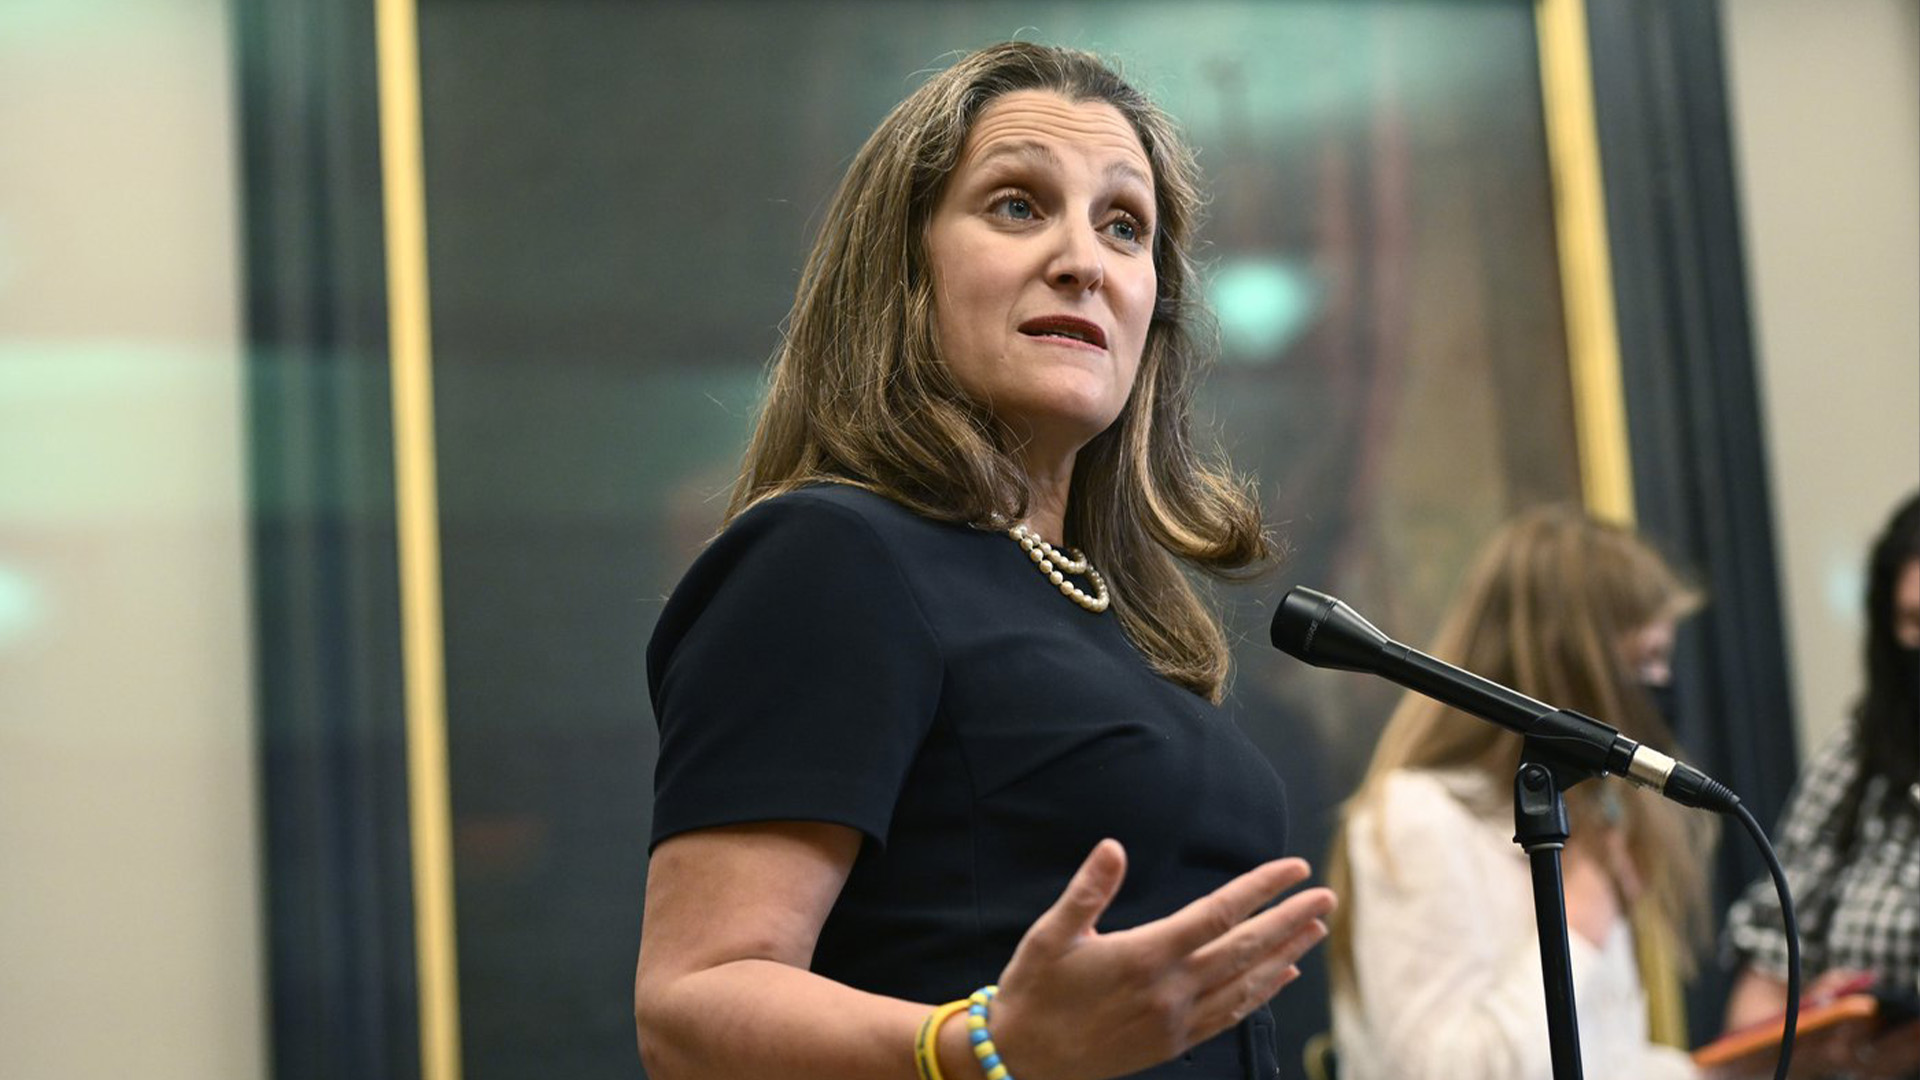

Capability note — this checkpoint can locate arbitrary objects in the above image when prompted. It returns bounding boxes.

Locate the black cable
[1731,801,1801,1080]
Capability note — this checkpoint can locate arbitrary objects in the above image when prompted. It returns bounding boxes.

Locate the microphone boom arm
[1271,587,1733,811]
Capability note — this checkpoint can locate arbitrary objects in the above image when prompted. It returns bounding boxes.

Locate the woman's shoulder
[648,484,950,684]
[670,484,927,600]
[1806,724,1862,776]
[659,482,985,623]
[1382,767,1500,812]
[728,482,962,547]
[1358,768,1500,838]
[1345,768,1512,893]
[1783,725,1866,820]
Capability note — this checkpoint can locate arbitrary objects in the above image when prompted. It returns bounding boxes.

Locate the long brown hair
[1857,491,1920,791]
[726,42,1269,700]
[1326,505,1714,993]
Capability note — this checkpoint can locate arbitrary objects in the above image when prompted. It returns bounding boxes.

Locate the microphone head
[1270,586,1395,673]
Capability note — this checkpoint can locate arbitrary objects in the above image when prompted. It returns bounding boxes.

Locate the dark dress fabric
[648,484,1293,1078]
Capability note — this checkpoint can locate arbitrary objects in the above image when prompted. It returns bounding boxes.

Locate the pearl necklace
[1008,524,1111,613]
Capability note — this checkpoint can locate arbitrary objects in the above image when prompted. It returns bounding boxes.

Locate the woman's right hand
[969,839,1336,1080]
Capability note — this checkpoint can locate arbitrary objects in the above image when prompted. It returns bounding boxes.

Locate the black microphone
[1271,586,1738,812]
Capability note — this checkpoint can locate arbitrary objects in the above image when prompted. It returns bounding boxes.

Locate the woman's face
[1894,558,1920,650]
[924,90,1158,466]
[1622,616,1678,686]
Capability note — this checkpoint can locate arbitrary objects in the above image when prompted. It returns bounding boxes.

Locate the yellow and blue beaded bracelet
[966,985,1017,1080]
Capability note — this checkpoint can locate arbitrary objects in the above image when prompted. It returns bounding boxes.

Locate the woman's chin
[996,402,1128,460]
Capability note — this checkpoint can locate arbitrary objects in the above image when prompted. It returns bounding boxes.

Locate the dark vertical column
[1585,0,1799,1044]
[233,0,422,1076]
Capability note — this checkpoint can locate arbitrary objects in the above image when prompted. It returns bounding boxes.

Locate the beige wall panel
[0,2,264,1078]
[1720,0,1920,755]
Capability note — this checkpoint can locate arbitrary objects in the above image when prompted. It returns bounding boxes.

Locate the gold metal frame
[1540,6,1685,1040]
[1537,0,1637,525]
[375,0,463,1076]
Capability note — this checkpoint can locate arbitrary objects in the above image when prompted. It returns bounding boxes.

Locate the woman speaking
[635,42,1334,1080]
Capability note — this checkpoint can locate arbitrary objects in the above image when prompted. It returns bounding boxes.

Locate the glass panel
[416,3,1577,1076]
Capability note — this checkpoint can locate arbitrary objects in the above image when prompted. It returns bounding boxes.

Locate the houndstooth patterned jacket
[1726,728,1920,995]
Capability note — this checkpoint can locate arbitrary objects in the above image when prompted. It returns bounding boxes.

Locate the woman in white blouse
[1326,506,1715,1080]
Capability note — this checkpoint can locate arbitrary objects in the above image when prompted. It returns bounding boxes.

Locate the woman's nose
[1046,220,1105,291]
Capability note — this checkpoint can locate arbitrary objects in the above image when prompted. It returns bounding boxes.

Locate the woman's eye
[1113,212,1152,244]
[993,195,1035,220]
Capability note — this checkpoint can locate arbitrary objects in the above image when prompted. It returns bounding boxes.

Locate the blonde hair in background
[1326,504,1715,995]
[726,42,1270,701]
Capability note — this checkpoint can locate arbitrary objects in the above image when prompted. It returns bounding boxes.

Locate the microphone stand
[1513,740,1605,1080]
[1269,588,1763,1078]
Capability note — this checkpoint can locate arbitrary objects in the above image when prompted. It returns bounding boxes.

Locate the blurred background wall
[0,1,265,1079]
[1720,0,1920,754]
[0,1,1912,1078]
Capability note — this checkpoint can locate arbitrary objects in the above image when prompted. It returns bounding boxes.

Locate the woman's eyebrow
[1105,160,1151,193]
[970,140,1056,175]
[971,141,1152,195]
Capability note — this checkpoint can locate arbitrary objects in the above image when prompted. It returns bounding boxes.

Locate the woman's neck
[1019,462,1073,545]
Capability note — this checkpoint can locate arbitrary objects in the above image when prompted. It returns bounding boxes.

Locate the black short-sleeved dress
[648,484,1294,1079]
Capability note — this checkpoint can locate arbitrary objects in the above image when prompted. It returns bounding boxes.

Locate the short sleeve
[646,493,945,850]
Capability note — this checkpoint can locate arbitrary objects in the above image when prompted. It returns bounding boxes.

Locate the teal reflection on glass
[0,563,40,649]
[1827,560,1865,622]
[1208,257,1320,365]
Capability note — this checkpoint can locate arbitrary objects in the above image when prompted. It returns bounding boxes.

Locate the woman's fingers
[1182,890,1335,989]
[993,848,1336,1080]
[1151,857,1314,959]
[1018,838,1129,957]
[1178,909,1329,1046]
[1187,952,1306,1040]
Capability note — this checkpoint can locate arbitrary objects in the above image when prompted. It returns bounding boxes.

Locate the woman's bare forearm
[637,957,975,1080]
[636,830,1332,1080]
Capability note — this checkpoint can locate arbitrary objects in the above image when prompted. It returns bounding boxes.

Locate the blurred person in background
[1722,491,1920,1080]
[1327,506,1713,1080]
